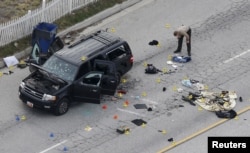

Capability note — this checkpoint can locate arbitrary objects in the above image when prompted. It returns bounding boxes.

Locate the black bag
[145,64,158,74]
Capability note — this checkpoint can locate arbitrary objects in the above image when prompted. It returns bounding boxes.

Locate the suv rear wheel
[53,98,69,116]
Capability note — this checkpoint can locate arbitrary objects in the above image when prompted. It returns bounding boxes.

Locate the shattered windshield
[42,55,78,82]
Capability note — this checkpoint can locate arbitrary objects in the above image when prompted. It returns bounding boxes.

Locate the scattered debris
[134,104,147,109]
[131,119,147,126]
[172,55,191,63]
[116,126,130,134]
[163,87,166,92]
[178,105,184,107]
[148,40,159,46]
[17,60,27,69]
[177,88,183,93]
[3,70,14,75]
[181,79,192,88]
[3,55,19,67]
[194,91,237,111]
[181,95,196,106]
[147,107,153,111]
[168,138,174,142]
[215,110,237,119]
[145,64,162,74]
[158,130,167,134]
[163,69,175,74]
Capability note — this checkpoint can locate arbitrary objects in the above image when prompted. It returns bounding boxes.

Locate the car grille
[23,86,43,100]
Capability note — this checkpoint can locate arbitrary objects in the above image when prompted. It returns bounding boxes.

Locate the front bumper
[19,87,55,109]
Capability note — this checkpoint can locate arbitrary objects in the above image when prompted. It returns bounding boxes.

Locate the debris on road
[134,104,147,109]
[148,40,159,46]
[239,96,243,102]
[215,110,237,119]
[131,119,147,126]
[116,126,130,134]
[172,55,191,63]
[168,138,174,142]
[145,64,161,74]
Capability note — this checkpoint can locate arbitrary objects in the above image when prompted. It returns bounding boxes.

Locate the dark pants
[176,28,191,56]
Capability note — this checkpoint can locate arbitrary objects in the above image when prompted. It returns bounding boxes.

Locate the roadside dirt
[0,0,48,23]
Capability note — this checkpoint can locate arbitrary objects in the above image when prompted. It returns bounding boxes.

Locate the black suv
[19,30,134,115]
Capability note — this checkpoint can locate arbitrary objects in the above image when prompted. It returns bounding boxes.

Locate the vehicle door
[93,59,118,95]
[106,43,133,75]
[73,71,103,104]
[73,60,118,103]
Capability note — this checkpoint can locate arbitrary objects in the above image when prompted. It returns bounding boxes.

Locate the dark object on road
[179,105,184,107]
[3,70,14,75]
[116,126,130,134]
[19,30,134,116]
[168,138,174,142]
[147,107,152,111]
[145,64,161,74]
[215,110,237,119]
[190,79,199,84]
[134,104,147,109]
[131,119,147,126]
[181,96,196,106]
[17,62,27,69]
[163,87,166,92]
[148,40,159,46]
[239,97,243,102]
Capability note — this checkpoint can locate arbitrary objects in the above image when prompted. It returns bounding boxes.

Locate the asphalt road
[0,0,250,153]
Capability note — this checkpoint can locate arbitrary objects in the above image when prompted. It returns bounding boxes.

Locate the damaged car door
[73,60,118,104]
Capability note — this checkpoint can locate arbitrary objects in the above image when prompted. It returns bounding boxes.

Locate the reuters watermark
[208,137,250,153]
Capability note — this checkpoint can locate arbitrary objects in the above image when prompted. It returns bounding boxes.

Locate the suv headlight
[20,82,25,88]
[42,94,56,101]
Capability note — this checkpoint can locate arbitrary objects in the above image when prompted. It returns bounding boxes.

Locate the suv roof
[55,30,124,65]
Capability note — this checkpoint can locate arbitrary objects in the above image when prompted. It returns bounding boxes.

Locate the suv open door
[73,60,118,104]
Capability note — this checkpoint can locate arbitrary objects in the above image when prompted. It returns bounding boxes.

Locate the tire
[53,98,69,116]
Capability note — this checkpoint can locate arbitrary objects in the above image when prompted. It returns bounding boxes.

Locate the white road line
[117,108,146,117]
[39,140,68,153]
[223,49,250,64]
[141,98,158,105]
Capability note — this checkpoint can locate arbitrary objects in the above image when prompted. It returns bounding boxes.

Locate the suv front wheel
[53,98,69,116]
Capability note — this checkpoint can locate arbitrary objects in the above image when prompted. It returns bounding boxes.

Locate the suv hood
[24,64,67,94]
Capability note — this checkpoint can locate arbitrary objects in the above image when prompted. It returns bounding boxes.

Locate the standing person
[173,25,192,56]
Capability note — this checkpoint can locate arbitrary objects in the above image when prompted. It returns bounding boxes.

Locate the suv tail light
[130,56,134,63]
